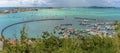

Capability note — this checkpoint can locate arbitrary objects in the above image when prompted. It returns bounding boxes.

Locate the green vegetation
[1,21,120,53]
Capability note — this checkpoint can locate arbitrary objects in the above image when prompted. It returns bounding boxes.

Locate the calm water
[0,8,120,39]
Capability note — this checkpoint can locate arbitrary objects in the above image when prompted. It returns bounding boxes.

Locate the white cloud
[0,0,120,7]
[0,0,49,7]
[0,0,20,7]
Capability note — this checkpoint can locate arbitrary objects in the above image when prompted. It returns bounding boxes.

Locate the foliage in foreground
[2,22,120,53]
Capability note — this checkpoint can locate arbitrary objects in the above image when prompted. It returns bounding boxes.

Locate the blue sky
[0,0,120,7]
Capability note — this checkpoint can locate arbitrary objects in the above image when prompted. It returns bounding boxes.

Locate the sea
[0,7,120,39]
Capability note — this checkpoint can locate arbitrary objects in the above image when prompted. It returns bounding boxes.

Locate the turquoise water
[0,8,120,39]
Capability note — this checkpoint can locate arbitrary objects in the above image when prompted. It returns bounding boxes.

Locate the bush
[2,24,120,53]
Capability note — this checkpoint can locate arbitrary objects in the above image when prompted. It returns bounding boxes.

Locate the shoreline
[0,7,63,15]
[0,8,38,15]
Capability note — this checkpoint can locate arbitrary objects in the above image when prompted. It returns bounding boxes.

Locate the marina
[54,18,115,38]
[0,8,120,39]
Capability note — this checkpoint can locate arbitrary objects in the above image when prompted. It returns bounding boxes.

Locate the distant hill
[86,6,117,8]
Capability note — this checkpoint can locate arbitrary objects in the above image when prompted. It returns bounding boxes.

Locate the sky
[0,0,120,7]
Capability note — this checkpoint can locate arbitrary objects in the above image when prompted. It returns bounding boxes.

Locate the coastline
[0,8,38,15]
[0,7,63,15]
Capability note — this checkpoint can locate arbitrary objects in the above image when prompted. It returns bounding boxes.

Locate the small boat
[105,26,114,30]
[79,20,89,25]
